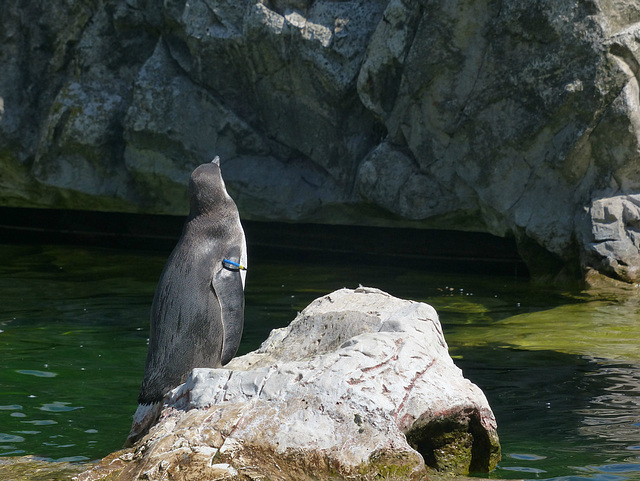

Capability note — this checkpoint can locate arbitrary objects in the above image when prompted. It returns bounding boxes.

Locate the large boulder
[3,0,640,281]
[75,287,500,481]
[578,194,640,283]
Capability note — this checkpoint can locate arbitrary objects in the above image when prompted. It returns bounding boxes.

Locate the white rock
[77,287,500,481]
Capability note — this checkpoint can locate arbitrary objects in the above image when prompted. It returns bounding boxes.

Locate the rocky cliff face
[2,0,640,282]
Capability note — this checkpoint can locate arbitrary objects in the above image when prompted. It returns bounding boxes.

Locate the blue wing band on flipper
[222,259,247,271]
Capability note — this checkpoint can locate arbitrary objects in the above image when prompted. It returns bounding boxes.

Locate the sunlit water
[1,243,640,480]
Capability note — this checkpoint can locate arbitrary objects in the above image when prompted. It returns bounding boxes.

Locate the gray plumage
[137,158,247,405]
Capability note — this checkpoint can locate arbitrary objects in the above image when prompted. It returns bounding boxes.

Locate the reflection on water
[0,243,639,480]
[580,363,640,444]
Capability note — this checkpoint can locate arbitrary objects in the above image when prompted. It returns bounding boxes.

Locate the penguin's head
[188,157,231,216]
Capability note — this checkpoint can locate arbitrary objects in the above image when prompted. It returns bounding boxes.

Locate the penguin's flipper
[212,257,245,365]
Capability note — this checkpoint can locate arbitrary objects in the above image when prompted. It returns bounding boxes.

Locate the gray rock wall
[2,0,640,282]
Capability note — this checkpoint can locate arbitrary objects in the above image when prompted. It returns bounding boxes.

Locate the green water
[1,243,640,480]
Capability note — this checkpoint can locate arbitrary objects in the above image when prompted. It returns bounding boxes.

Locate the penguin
[125,157,247,446]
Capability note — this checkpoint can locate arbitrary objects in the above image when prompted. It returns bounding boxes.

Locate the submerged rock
[0,456,87,481]
[75,287,500,481]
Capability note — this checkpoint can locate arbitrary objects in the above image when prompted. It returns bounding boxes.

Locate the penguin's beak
[211,156,220,166]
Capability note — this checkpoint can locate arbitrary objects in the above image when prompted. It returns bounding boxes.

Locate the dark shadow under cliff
[0,206,527,277]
